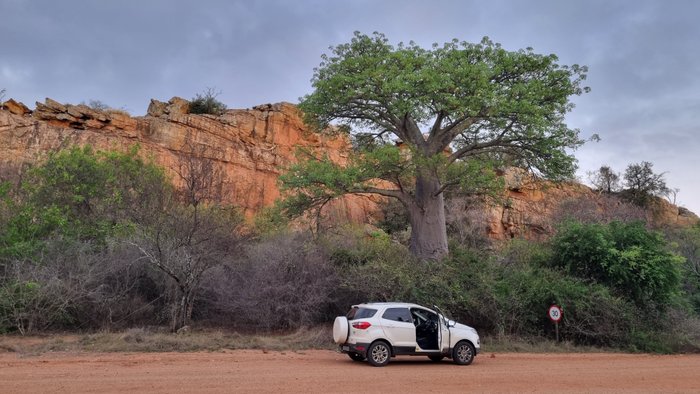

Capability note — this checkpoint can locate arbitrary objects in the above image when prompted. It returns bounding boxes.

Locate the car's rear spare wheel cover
[333,316,349,344]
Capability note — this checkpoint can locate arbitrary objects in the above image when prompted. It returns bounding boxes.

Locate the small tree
[189,88,227,116]
[130,148,242,331]
[284,32,589,260]
[588,165,620,193]
[623,161,669,207]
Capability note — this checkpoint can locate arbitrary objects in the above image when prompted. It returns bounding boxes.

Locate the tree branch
[447,119,516,163]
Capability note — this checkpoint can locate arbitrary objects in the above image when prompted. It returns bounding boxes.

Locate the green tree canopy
[623,161,669,207]
[1,146,169,256]
[283,32,589,259]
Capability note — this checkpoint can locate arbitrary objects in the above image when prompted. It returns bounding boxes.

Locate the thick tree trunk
[408,174,449,260]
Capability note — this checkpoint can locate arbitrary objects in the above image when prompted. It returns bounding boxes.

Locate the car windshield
[347,307,377,320]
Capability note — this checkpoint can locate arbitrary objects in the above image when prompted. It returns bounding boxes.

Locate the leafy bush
[666,224,700,314]
[550,220,683,306]
[493,264,638,345]
[422,244,637,347]
[1,145,169,256]
[377,198,409,236]
[323,227,418,304]
[189,88,227,115]
[412,246,499,332]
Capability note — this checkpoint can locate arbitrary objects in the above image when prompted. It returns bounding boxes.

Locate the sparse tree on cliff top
[282,32,589,260]
[589,165,621,193]
[623,161,669,207]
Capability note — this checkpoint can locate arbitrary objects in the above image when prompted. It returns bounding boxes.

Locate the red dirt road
[1,350,699,393]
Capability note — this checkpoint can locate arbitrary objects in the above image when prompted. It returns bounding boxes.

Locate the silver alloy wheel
[371,343,389,364]
[455,343,473,363]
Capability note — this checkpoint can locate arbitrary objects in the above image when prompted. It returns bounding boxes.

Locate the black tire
[452,341,475,365]
[428,355,445,362]
[348,353,365,362]
[367,341,391,367]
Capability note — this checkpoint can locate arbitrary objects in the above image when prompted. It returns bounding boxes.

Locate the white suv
[333,302,480,367]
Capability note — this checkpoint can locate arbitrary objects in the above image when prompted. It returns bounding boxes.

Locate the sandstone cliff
[1,98,696,239]
[0,97,380,223]
[483,168,698,240]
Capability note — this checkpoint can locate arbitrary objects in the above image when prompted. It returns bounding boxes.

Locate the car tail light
[352,321,371,330]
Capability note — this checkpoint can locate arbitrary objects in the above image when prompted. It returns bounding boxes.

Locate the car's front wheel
[452,341,475,365]
[348,353,365,362]
[367,341,391,367]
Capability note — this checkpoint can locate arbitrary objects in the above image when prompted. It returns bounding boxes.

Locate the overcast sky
[2,0,699,214]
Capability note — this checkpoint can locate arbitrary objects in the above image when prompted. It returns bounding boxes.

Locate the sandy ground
[1,350,699,393]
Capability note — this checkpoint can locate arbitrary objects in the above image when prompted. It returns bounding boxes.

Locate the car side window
[382,307,413,323]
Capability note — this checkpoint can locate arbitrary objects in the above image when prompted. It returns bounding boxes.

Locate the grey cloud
[1,0,698,212]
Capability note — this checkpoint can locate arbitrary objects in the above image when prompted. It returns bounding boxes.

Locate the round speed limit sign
[548,305,563,322]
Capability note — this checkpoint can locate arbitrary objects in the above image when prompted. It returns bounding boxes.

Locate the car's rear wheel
[348,353,365,362]
[452,341,475,365]
[367,341,391,367]
[333,316,349,344]
[428,355,444,362]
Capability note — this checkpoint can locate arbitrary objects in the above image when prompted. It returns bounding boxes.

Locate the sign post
[548,304,563,342]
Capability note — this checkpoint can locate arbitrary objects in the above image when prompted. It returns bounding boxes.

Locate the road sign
[548,305,562,322]
[548,304,563,342]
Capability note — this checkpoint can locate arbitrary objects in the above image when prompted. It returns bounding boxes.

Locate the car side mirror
[448,320,456,327]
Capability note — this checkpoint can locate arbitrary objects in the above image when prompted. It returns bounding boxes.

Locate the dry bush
[79,242,166,329]
[665,313,700,352]
[0,326,334,355]
[0,239,167,334]
[129,205,242,331]
[203,232,338,330]
[445,196,492,249]
[0,240,99,334]
[553,194,646,226]
[130,147,244,331]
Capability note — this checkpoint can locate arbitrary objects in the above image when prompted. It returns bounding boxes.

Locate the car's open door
[432,305,451,353]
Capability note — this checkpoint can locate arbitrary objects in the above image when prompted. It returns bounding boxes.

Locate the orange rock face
[0,97,380,224]
[0,98,696,239]
[483,168,699,240]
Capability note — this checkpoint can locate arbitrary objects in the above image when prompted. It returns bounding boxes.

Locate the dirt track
[1,350,699,393]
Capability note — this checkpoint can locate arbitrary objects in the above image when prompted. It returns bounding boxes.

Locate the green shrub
[550,220,683,306]
[666,225,700,314]
[189,88,227,115]
[1,145,170,257]
[435,242,656,348]
[321,226,418,305]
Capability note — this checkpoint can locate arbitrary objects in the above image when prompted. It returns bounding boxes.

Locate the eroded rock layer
[1,98,696,238]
